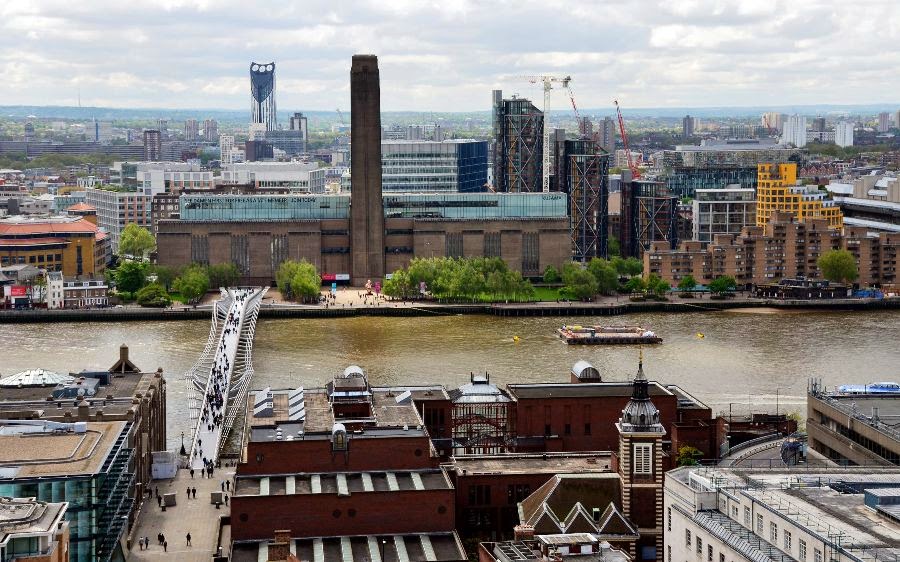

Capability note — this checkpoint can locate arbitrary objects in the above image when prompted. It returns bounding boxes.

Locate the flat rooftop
[234,469,452,497]
[812,392,900,441]
[0,371,159,419]
[0,420,125,478]
[0,496,66,540]
[451,453,612,476]
[246,387,426,442]
[674,467,900,556]
[231,532,467,562]
[507,381,675,400]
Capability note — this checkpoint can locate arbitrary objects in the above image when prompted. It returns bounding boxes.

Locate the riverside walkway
[185,287,267,469]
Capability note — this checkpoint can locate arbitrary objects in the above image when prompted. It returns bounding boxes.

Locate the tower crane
[523,75,572,192]
[614,99,641,179]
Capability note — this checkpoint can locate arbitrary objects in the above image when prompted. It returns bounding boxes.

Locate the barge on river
[558,325,662,345]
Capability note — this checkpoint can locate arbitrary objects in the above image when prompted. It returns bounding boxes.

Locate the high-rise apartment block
[578,116,593,137]
[142,129,161,161]
[682,115,694,138]
[761,112,785,132]
[560,138,610,261]
[493,96,543,192]
[598,116,616,155]
[835,121,854,147]
[811,116,826,132]
[878,111,891,133]
[781,114,807,147]
[184,118,199,141]
[756,163,842,229]
[691,187,756,244]
[250,62,277,131]
[203,118,218,141]
[220,135,235,165]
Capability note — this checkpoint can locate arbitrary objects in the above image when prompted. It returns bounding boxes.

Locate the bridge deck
[187,287,267,468]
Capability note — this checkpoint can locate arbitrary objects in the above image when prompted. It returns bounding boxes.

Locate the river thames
[3,308,898,448]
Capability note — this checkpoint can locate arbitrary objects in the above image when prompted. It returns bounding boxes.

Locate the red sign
[320,273,337,282]
[9,286,26,297]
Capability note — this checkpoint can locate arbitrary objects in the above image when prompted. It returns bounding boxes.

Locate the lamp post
[180,431,186,456]
[380,539,387,562]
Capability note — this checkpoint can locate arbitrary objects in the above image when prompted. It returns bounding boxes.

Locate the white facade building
[878,112,891,133]
[84,188,152,253]
[220,162,326,192]
[109,162,213,193]
[835,121,855,148]
[665,466,900,562]
[692,187,756,244]
[220,135,236,165]
[47,271,108,309]
[781,115,807,148]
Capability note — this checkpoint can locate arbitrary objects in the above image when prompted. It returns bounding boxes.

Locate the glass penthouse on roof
[178,193,568,221]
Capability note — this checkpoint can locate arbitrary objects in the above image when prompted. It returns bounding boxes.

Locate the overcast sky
[1,0,898,112]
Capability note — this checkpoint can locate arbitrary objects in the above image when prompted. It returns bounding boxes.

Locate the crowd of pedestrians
[193,289,252,469]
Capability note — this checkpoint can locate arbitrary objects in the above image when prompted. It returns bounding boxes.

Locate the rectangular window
[686,530,691,547]
[667,507,671,532]
[756,514,763,533]
[696,536,702,556]
[799,540,807,561]
[784,531,792,551]
[719,555,724,562]
[731,506,738,518]
[744,507,751,526]
[814,549,822,562]
[770,522,778,543]
[707,545,713,562]
[668,546,672,562]
[634,443,653,475]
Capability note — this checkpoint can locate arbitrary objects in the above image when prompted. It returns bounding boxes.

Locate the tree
[276,259,321,303]
[676,446,703,467]
[586,258,619,295]
[623,257,643,277]
[623,276,646,294]
[173,265,210,302]
[207,263,240,288]
[608,236,621,258]
[542,265,560,284]
[646,274,670,297]
[817,249,858,284]
[136,283,171,307]
[114,261,149,294]
[30,275,48,304]
[708,275,737,295]
[151,265,180,292]
[561,262,598,301]
[118,223,155,259]
[678,275,698,293]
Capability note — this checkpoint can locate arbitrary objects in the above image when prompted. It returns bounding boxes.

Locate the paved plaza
[129,466,234,561]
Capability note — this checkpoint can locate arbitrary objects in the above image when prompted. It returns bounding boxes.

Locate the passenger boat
[557,325,662,345]
[837,382,900,395]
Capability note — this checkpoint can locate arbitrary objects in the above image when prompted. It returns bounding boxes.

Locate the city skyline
[2,0,899,112]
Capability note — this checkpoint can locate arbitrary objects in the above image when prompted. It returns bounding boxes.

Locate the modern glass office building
[0,421,134,562]
[346,140,489,193]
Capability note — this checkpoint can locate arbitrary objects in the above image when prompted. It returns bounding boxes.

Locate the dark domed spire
[619,348,664,433]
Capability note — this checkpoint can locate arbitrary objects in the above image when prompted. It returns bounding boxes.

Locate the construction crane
[523,75,572,192]
[614,99,641,179]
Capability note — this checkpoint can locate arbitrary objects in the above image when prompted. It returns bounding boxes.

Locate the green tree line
[383,257,534,302]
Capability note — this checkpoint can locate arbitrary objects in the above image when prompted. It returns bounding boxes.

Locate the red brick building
[231,367,467,561]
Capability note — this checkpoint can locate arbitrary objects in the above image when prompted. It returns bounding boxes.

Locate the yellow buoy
[696,332,705,339]
[513,336,520,343]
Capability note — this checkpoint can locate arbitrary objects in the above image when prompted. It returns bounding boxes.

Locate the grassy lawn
[532,286,561,301]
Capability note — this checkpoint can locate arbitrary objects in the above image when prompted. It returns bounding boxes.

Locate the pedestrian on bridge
[186,532,192,547]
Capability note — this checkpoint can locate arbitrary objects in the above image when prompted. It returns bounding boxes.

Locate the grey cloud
[0,0,897,111]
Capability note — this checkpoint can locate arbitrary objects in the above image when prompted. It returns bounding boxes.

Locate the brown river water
[3,308,898,448]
